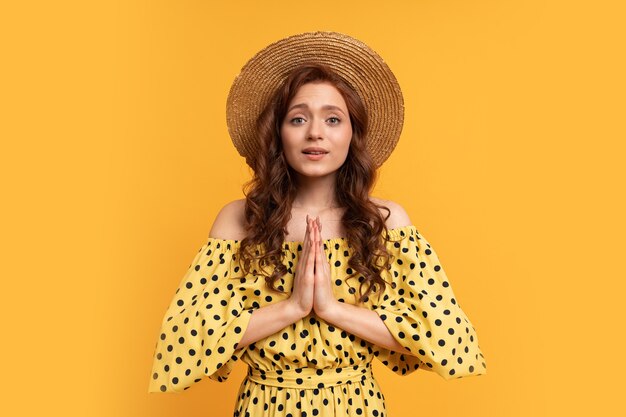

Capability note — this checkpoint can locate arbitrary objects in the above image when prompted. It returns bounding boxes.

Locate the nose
[307,117,323,140]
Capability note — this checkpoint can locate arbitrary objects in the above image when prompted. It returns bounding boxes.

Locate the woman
[149,31,487,416]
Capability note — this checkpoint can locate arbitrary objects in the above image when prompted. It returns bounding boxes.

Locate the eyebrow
[286,103,347,116]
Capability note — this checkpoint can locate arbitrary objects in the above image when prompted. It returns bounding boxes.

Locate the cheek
[280,130,298,156]
[341,127,353,150]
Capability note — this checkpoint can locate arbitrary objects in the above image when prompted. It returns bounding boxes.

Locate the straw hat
[226,31,404,169]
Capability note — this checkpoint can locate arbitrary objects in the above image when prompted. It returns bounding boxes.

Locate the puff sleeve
[371,226,487,380]
[148,238,255,393]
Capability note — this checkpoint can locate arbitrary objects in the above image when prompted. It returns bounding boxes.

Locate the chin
[286,155,347,177]
[293,166,339,178]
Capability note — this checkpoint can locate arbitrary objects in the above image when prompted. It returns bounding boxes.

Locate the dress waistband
[247,362,373,389]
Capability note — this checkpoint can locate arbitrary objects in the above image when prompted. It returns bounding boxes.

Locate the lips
[302,147,329,154]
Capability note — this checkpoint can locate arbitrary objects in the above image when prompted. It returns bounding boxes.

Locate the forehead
[289,81,347,107]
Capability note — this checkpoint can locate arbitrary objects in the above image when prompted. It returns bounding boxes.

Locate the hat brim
[226,31,404,169]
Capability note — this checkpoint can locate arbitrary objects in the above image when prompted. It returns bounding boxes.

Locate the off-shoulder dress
[148,225,487,416]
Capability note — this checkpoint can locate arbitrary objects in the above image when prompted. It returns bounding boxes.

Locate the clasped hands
[288,214,340,321]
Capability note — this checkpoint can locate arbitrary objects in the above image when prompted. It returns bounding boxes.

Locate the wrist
[283,300,309,322]
[317,300,345,324]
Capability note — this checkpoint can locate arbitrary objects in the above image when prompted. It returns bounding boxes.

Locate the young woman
[149,31,487,416]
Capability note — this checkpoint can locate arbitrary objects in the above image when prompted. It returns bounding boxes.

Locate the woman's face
[280,81,352,179]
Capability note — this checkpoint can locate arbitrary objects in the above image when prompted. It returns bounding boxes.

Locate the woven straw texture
[226,31,404,169]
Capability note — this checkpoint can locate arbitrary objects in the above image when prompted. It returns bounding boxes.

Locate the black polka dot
[148,224,486,404]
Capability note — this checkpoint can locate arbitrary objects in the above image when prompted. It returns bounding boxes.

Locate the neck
[292,172,340,210]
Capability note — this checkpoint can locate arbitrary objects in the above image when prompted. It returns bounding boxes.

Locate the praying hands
[288,215,339,321]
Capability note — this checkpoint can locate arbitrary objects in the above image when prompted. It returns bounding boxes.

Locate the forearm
[324,302,410,354]
[237,300,302,349]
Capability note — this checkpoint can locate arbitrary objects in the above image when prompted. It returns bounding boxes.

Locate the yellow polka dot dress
[148,225,487,415]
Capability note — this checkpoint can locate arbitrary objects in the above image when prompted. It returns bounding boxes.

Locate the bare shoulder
[370,196,413,230]
[208,198,247,240]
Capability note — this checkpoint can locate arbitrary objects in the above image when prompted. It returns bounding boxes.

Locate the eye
[290,117,306,125]
[327,117,341,124]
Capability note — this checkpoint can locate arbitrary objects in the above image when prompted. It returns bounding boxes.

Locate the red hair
[237,63,395,303]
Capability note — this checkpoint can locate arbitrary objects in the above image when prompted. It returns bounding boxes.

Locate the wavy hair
[237,63,396,303]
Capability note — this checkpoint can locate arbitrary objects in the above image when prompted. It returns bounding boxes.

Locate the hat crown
[226,31,404,169]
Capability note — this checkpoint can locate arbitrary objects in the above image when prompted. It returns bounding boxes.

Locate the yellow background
[2,0,624,416]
